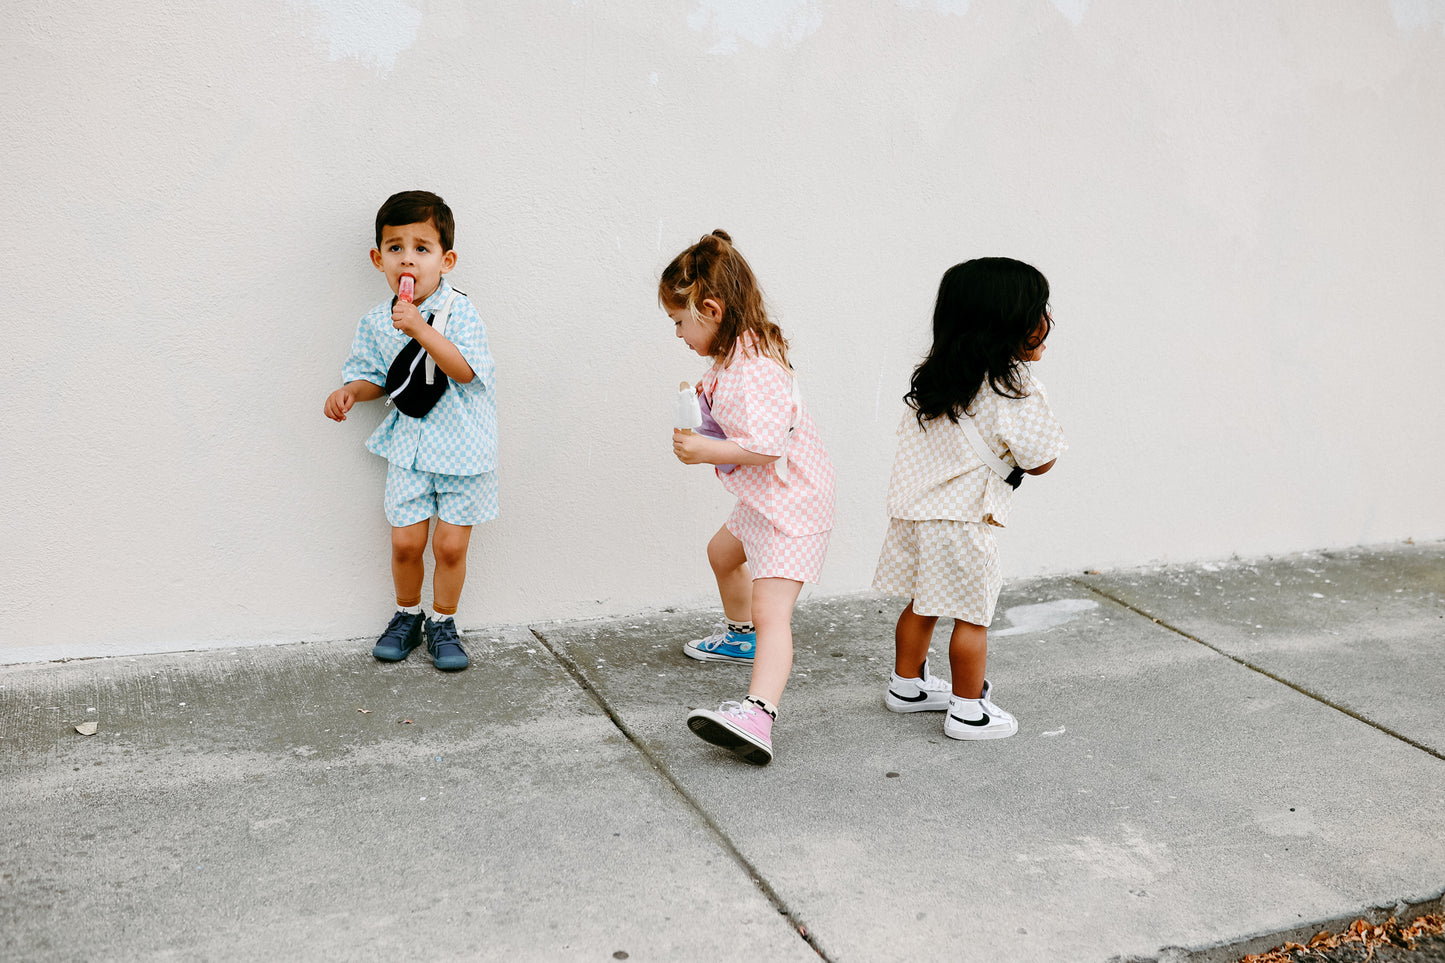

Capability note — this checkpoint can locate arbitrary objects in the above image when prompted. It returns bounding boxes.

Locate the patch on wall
[291,0,422,73]
[897,0,1090,24]
[897,0,971,15]
[1390,0,1445,31]
[1051,0,1089,25]
[688,0,823,54]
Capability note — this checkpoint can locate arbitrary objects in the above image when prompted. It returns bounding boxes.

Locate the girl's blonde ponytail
[659,231,790,370]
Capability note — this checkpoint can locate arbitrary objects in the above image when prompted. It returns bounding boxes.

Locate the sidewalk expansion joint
[527,627,835,963]
[1070,580,1445,764]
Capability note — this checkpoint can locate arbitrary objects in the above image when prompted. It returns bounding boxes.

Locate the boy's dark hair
[375,190,455,252]
[905,257,1051,427]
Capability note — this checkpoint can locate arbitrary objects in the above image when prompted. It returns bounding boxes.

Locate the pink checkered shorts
[725,502,830,584]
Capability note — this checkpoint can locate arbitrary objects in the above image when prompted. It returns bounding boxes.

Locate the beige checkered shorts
[871,518,1002,625]
[726,502,830,583]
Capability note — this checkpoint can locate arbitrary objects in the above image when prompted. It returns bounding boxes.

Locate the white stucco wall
[3,1,1444,661]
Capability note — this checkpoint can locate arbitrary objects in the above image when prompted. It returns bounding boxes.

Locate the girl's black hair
[905,257,1051,427]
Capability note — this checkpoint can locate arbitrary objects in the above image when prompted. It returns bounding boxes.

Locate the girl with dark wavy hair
[660,230,835,766]
[873,257,1066,741]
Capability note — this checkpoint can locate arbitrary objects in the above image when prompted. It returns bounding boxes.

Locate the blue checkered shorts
[384,464,499,527]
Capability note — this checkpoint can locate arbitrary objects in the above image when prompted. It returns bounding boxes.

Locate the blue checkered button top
[341,276,498,476]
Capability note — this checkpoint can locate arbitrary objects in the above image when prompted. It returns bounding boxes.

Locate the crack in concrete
[527,627,834,963]
[1070,579,1445,764]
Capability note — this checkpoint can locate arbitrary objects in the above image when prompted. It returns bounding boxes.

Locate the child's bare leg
[948,619,988,699]
[707,526,753,623]
[894,601,938,677]
[431,521,473,615]
[747,577,803,705]
[391,521,430,606]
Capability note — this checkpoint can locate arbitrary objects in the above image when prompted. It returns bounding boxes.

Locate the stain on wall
[897,0,972,15]
[1051,0,1090,25]
[687,0,822,53]
[1390,0,1445,30]
[897,0,1088,22]
[291,0,421,72]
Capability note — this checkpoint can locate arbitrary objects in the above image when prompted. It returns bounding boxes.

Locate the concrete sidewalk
[3,541,1442,962]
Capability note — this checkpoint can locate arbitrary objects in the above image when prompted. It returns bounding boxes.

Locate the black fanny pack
[384,290,459,418]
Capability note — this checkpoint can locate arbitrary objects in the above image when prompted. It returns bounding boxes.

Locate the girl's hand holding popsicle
[674,381,708,462]
[675,381,702,434]
[673,428,714,464]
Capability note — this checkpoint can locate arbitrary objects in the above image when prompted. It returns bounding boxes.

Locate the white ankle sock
[893,658,932,683]
[400,604,423,615]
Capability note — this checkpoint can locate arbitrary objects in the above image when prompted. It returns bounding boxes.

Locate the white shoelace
[715,700,755,720]
[980,697,1013,719]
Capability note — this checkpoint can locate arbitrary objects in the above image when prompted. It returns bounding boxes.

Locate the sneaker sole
[373,643,421,662]
[683,644,755,664]
[944,721,1019,740]
[885,693,951,713]
[686,714,772,765]
[429,651,469,671]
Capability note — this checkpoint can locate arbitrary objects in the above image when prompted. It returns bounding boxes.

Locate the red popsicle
[398,273,416,303]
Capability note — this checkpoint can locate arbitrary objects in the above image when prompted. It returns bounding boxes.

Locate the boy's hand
[392,300,426,338]
[324,386,356,421]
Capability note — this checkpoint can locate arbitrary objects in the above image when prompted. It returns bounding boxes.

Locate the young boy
[323,190,498,671]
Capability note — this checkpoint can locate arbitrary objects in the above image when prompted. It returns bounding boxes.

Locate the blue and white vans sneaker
[683,627,757,664]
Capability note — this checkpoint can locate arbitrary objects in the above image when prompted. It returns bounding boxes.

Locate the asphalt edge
[1113,891,1445,963]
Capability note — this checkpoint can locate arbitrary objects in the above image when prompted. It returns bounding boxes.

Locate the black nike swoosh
[889,689,930,703]
[949,713,991,727]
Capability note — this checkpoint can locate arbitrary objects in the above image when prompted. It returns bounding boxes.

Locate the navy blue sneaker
[373,610,425,662]
[426,617,469,671]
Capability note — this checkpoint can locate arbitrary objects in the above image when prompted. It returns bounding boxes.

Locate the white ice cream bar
[675,381,702,432]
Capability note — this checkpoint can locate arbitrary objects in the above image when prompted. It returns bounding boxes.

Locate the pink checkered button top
[699,343,835,538]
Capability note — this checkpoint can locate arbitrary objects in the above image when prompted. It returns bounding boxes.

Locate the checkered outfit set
[873,371,1064,624]
[341,277,499,527]
[700,340,835,583]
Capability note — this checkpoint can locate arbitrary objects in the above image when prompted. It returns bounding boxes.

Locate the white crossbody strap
[773,375,803,485]
[424,292,458,385]
[958,415,1017,481]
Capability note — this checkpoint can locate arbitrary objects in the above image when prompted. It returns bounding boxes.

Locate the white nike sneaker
[943,688,1017,740]
[884,659,955,713]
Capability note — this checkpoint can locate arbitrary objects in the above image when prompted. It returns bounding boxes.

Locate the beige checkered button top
[885,371,1065,528]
